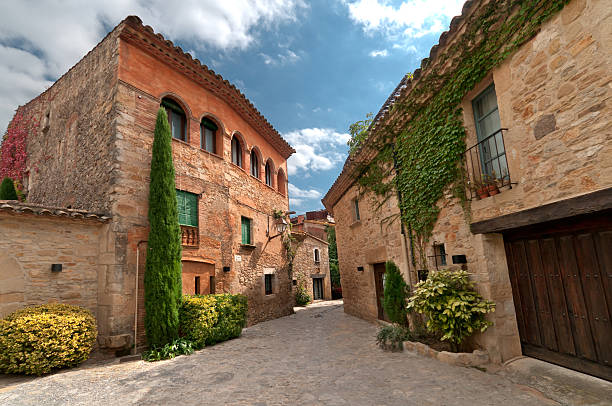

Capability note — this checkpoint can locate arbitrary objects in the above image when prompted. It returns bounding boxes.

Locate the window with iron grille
[428,243,447,269]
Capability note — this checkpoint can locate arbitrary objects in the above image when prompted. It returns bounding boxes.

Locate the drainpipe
[134,240,147,354]
[392,147,415,288]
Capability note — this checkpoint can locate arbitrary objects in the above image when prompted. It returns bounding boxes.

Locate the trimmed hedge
[179,294,247,349]
[0,304,97,375]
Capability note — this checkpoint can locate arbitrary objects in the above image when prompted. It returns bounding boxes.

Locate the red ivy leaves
[0,107,39,184]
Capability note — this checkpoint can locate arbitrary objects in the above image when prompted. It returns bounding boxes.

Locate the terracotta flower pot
[477,187,489,199]
[487,184,500,196]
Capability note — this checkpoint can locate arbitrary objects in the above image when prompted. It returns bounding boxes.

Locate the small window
[250,149,259,178]
[231,136,242,167]
[161,98,187,142]
[432,243,447,268]
[292,279,297,286]
[200,118,217,153]
[472,85,508,180]
[195,276,200,295]
[265,160,273,187]
[176,190,198,227]
[353,198,360,221]
[241,216,252,245]
[265,274,274,295]
[314,248,320,264]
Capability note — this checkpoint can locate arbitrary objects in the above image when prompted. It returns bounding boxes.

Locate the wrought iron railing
[181,225,199,247]
[463,128,513,200]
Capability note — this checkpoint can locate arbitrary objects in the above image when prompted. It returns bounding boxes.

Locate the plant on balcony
[144,107,183,348]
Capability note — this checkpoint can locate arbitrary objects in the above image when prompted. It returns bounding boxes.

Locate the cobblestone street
[0,301,557,405]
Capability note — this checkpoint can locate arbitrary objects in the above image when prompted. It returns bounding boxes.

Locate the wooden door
[504,210,612,381]
[313,278,323,300]
[374,263,389,321]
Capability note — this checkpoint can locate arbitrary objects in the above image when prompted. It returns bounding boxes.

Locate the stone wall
[332,191,410,321]
[328,0,611,364]
[292,233,332,301]
[0,209,111,345]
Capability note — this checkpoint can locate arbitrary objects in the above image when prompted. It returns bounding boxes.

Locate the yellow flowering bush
[0,304,97,375]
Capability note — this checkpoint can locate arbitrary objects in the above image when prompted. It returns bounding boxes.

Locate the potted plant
[483,172,500,196]
[469,178,489,200]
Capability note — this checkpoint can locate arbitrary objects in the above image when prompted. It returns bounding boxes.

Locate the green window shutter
[241,217,251,245]
[176,190,198,227]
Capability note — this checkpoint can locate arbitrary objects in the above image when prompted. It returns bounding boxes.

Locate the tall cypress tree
[0,177,18,200]
[383,260,409,326]
[144,108,183,348]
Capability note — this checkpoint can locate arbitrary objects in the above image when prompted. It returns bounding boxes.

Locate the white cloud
[283,128,350,176]
[344,0,464,42]
[260,49,301,66]
[0,0,308,133]
[369,49,388,57]
[288,183,323,210]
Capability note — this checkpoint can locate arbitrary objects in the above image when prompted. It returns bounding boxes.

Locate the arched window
[161,97,187,142]
[265,160,273,187]
[200,118,217,153]
[314,248,320,263]
[250,149,260,178]
[231,136,242,167]
[277,168,286,196]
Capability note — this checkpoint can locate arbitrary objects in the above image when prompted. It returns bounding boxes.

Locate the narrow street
[0,301,561,405]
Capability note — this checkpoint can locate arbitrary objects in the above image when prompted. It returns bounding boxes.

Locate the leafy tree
[347,112,373,155]
[144,108,183,348]
[326,225,340,288]
[382,260,409,326]
[0,177,18,200]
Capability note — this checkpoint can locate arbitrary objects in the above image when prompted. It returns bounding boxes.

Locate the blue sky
[0,0,464,212]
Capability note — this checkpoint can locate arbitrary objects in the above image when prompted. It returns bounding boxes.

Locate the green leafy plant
[144,107,183,348]
[142,338,195,362]
[0,304,97,375]
[407,269,495,351]
[347,112,374,153]
[0,177,18,200]
[179,294,247,349]
[382,261,409,326]
[376,324,412,352]
[295,281,311,307]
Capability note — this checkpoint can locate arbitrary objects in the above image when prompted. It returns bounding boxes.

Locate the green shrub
[295,281,311,307]
[382,261,409,326]
[179,294,247,349]
[0,304,97,375]
[142,338,195,362]
[407,269,495,349]
[376,324,411,352]
[145,107,183,348]
[0,177,18,200]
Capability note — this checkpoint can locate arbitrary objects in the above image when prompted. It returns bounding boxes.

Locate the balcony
[463,128,513,200]
[181,225,199,247]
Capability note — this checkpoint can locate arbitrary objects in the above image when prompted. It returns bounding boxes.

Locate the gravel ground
[0,300,556,405]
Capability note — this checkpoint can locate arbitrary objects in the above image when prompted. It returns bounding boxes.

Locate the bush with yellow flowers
[0,304,97,375]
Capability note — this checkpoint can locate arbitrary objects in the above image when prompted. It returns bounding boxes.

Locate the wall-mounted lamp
[223,266,231,273]
[51,264,63,272]
[268,216,288,240]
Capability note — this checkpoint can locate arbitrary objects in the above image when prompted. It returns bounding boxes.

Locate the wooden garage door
[504,211,612,381]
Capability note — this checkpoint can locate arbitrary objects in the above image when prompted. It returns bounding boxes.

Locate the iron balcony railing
[464,128,513,200]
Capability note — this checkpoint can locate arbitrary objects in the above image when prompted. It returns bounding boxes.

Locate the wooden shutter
[176,190,198,227]
[241,217,251,245]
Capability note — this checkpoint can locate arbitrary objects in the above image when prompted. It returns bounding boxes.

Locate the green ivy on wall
[350,0,570,267]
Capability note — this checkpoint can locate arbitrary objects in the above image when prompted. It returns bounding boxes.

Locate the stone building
[0,16,296,351]
[291,209,334,242]
[291,231,332,302]
[323,0,611,381]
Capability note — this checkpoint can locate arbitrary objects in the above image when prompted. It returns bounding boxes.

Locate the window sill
[199,148,223,161]
[240,243,256,250]
[349,220,361,228]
